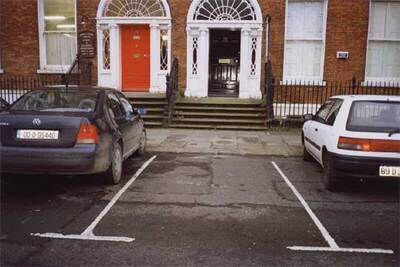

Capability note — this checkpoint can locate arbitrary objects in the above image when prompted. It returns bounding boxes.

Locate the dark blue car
[0,87,146,184]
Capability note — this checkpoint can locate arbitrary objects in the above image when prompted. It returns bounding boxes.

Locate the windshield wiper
[388,128,400,137]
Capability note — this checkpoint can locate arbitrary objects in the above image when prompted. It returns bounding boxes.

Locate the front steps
[170,98,268,130]
[126,93,166,128]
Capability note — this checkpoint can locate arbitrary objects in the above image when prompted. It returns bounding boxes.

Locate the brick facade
[1,0,372,89]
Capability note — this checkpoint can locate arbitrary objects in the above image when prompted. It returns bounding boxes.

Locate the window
[365,1,400,83]
[283,0,327,83]
[192,0,257,21]
[160,29,169,71]
[38,0,77,72]
[102,27,111,71]
[326,100,343,126]
[315,100,334,124]
[0,50,3,73]
[107,93,124,121]
[347,101,400,132]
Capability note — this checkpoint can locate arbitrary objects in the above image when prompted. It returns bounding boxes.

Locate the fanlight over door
[102,0,166,17]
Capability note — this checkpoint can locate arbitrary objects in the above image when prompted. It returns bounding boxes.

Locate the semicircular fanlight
[193,0,257,21]
[103,0,166,17]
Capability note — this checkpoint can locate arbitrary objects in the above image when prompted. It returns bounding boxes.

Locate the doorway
[121,25,150,92]
[208,29,241,97]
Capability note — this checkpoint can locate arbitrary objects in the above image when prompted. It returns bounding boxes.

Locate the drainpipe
[265,15,271,62]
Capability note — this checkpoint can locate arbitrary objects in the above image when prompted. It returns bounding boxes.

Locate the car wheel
[104,143,123,185]
[322,152,339,191]
[136,131,146,156]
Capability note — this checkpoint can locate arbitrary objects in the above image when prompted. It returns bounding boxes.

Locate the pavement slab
[147,129,302,156]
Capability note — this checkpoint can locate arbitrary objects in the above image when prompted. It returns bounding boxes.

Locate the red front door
[121,25,150,91]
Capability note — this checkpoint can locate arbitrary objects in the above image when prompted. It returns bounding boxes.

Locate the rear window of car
[11,90,99,113]
[346,101,400,132]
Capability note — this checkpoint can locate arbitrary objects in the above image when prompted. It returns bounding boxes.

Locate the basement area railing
[0,57,81,104]
[265,62,400,125]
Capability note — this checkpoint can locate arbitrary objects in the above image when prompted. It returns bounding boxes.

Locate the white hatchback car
[302,95,400,191]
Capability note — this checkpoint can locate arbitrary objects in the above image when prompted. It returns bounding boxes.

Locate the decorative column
[150,23,161,93]
[198,28,209,97]
[239,27,262,99]
[239,28,250,98]
[185,27,201,97]
[109,23,120,89]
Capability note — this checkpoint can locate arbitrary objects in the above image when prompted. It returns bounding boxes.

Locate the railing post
[265,60,275,123]
[163,57,179,127]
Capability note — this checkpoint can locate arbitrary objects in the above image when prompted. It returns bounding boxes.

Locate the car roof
[330,95,400,102]
[40,85,116,92]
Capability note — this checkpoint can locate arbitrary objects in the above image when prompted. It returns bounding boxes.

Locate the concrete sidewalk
[146,128,302,156]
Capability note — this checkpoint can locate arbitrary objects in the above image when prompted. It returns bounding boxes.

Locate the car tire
[104,143,123,185]
[136,131,146,156]
[322,152,339,192]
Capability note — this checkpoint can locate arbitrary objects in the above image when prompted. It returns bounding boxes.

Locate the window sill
[280,80,326,86]
[37,68,70,74]
[362,79,400,87]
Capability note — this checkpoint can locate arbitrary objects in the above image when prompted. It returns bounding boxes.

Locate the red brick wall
[1,0,372,88]
[2,0,39,75]
[324,0,370,81]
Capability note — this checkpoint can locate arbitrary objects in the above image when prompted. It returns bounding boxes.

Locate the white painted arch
[96,0,172,93]
[186,0,263,99]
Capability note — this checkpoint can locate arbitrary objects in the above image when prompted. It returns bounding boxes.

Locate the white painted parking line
[271,161,394,255]
[31,155,157,243]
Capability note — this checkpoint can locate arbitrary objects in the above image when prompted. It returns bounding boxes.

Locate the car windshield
[347,101,400,132]
[11,90,99,113]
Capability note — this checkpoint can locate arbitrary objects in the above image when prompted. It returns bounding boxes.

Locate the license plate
[16,130,59,140]
[379,166,400,177]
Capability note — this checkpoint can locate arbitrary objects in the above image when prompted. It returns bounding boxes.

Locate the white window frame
[282,0,328,84]
[364,0,400,84]
[0,52,3,74]
[37,0,77,74]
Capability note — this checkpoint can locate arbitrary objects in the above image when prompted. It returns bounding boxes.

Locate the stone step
[174,106,266,112]
[132,101,166,106]
[169,123,268,131]
[144,121,164,128]
[173,111,266,118]
[171,117,266,125]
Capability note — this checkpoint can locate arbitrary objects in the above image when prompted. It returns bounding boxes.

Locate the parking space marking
[31,155,157,243]
[271,161,394,254]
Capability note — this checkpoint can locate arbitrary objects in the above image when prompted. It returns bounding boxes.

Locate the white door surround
[185,0,263,99]
[96,0,172,93]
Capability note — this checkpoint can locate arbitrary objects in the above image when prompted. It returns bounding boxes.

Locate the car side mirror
[137,108,147,116]
[304,114,314,121]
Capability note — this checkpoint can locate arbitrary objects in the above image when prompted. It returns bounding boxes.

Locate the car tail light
[338,137,400,152]
[76,124,99,144]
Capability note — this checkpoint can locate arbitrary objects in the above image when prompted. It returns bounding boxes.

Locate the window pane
[45,32,77,65]
[287,1,324,39]
[11,90,99,113]
[367,41,400,78]
[369,2,386,39]
[44,0,75,32]
[387,2,400,40]
[284,40,322,78]
[347,101,400,132]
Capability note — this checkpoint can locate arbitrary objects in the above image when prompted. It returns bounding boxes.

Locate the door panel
[121,25,150,92]
[208,29,241,97]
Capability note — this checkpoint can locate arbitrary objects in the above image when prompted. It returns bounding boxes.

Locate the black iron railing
[165,57,179,126]
[0,56,81,104]
[265,76,400,120]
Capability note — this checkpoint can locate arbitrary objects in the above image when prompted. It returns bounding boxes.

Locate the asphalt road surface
[1,152,399,266]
